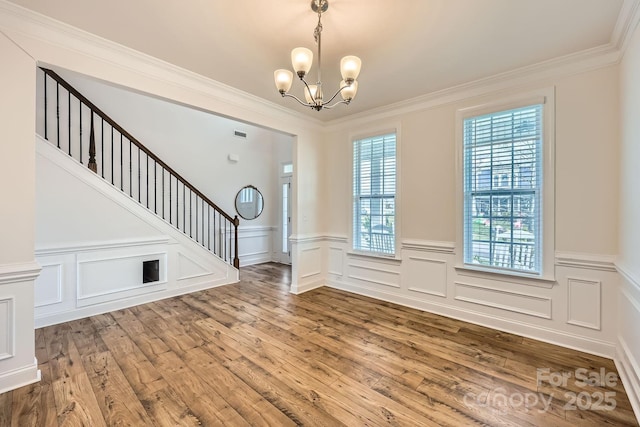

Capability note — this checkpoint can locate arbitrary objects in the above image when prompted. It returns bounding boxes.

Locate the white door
[279,176,292,264]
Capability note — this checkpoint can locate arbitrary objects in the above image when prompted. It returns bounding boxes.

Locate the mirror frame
[234,185,264,220]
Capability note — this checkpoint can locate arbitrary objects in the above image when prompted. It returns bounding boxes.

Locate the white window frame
[455,88,555,284]
[350,126,401,259]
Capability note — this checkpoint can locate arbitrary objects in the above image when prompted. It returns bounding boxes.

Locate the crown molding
[325,45,619,131]
[0,0,324,135]
[1,0,637,135]
[612,0,640,53]
[325,0,640,131]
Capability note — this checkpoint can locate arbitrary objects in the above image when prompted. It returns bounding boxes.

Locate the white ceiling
[9,0,626,121]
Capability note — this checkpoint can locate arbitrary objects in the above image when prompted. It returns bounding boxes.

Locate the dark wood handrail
[40,68,235,224]
[41,67,240,269]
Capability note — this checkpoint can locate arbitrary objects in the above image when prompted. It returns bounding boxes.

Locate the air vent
[234,130,247,139]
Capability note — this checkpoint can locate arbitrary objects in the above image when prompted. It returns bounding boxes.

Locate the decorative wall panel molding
[328,247,344,276]
[455,266,555,289]
[237,226,273,266]
[615,336,640,423]
[177,252,211,280]
[34,264,62,308]
[300,246,322,279]
[566,277,601,330]
[347,262,401,289]
[406,256,447,297]
[454,281,552,319]
[0,298,13,360]
[77,252,168,307]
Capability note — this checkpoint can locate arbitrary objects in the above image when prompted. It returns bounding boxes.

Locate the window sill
[454,264,556,289]
[347,250,402,264]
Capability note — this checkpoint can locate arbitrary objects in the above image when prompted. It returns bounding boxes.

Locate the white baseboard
[0,358,40,394]
[616,336,640,424]
[326,279,617,358]
[290,279,324,295]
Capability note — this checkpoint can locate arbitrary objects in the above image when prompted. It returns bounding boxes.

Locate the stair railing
[39,68,240,268]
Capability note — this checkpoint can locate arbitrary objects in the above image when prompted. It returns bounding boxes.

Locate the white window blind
[353,133,396,254]
[463,105,542,273]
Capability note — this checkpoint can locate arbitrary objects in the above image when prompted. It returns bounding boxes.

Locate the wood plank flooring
[1,262,637,426]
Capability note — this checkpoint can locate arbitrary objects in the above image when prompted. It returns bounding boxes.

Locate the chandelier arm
[321,99,350,110]
[299,76,321,107]
[280,92,313,108]
[322,83,352,106]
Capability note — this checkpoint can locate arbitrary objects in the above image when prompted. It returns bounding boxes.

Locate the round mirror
[235,185,264,220]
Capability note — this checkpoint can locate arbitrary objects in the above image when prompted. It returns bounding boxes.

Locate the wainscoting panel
[289,235,324,294]
[454,281,552,319]
[77,251,168,307]
[405,256,447,297]
[0,298,13,361]
[237,226,274,266]
[34,263,62,308]
[347,259,401,289]
[0,262,41,394]
[36,235,236,327]
[177,252,211,281]
[328,247,344,276]
[566,277,601,330]
[300,247,322,279]
[616,265,640,420]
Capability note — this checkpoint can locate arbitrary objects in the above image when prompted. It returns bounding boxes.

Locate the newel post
[233,215,240,269]
[88,113,97,173]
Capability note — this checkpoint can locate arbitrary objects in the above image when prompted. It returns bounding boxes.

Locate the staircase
[38,67,239,268]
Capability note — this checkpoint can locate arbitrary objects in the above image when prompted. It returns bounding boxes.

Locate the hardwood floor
[1,262,637,426]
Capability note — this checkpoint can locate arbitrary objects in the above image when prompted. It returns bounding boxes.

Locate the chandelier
[274,0,362,111]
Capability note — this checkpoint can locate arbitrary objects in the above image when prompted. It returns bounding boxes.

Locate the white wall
[320,66,621,357]
[618,18,640,418]
[0,32,40,393]
[44,70,291,226]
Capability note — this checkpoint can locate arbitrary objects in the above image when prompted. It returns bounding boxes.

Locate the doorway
[278,163,293,264]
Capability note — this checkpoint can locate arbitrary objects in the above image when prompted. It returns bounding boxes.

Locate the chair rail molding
[0,261,42,285]
[401,239,456,254]
[555,251,618,272]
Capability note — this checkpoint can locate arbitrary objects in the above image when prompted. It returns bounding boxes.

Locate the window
[353,133,396,254]
[463,104,543,274]
[239,187,254,203]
